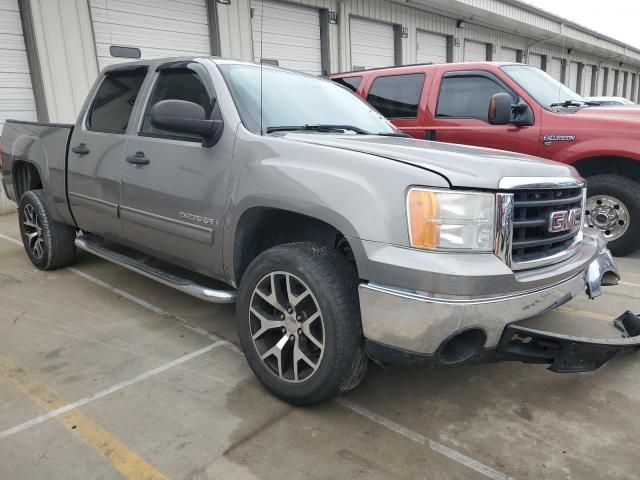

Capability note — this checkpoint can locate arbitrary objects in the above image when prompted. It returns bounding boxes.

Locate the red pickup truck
[332,62,640,256]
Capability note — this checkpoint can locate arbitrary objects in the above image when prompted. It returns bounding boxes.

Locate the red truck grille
[510,187,585,267]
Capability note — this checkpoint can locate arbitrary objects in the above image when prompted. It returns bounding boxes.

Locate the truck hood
[283,133,577,189]
[571,105,640,120]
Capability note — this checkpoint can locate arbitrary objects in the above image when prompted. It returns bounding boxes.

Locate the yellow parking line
[0,357,167,480]
[557,306,612,322]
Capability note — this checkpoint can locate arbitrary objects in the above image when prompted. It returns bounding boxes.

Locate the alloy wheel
[22,204,45,259]
[249,271,325,383]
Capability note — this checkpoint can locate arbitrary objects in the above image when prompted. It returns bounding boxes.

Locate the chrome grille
[510,187,584,267]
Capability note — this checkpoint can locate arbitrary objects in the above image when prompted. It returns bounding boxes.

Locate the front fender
[222,131,449,284]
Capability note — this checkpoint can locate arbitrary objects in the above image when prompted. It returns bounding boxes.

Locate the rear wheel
[236,242,367,405]
[18,190,76,270]
[586,175,640,256]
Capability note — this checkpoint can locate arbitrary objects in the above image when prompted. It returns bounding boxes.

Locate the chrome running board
[75,234,236,304]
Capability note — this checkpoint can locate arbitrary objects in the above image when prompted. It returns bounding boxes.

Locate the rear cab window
[87,68,148,133]
[366,73,426,119]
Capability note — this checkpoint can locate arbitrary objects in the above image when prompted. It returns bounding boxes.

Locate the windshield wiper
[549,99,599,108]
[266,124,371,135]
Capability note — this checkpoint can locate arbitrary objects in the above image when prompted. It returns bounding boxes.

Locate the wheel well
[233,208,356,284]
[12,161,42,200]
[572,157,640,180]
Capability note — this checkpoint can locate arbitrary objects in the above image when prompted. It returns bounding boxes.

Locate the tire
[236,242,368,405]
[18,190,76,270]
[586,175,640,256]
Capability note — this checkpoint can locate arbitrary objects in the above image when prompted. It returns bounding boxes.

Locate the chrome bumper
[358,248,620,355]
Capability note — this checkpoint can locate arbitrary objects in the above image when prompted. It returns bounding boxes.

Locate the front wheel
[236,243,368,405]
[586,175,640,256]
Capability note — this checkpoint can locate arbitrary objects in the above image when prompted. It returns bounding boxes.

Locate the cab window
[366,73,425,118]
[141,68,213,141]
[87,68,147,134]
[436,75,513,121]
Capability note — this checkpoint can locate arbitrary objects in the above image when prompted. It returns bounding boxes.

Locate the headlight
[407,188,496,251]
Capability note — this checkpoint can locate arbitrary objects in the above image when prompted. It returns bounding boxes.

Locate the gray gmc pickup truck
[2,57,639,405]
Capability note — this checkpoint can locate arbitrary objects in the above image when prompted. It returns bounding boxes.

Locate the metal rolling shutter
[528,53,543,69]
[0,0,37,127]
[549,58,562,82]
[583,65,593,96]
[568,62,579,91]
[251,0,322,75]
[350,17,395,70]
[499,47,518,63]
[609,70,617,95]
[463,39,487,62]
[89,0,211,71]
[416,31,447,64]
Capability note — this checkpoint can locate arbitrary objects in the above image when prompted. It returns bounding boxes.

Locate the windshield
[501,65,586,108]
[218,64,395,135]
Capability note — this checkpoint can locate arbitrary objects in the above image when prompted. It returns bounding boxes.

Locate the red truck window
[366,73,425,119]
[436,75,512,122]
[333,76,362,92]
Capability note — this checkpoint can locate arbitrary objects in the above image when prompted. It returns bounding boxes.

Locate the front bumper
[358,243,621,359]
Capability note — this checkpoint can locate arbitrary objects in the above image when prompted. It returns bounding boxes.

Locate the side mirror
[150,99,223,147]
[488,93,534,127]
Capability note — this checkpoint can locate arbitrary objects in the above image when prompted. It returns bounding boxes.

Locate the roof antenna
[260,0,264,135]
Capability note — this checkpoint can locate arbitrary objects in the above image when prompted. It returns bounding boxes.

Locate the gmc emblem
[549,208,582,233]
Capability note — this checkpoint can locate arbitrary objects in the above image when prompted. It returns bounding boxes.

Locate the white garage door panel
[89,0,211,71]
[549,58,562,82]
[528,53,543,69]
[583,66,593,95]
[500,47,518,63]
[464,39,487,62]
[416,31,447,64]
[351,17,395,70]
[0,0,37,127]
[251,0,321,75]
[568,62,579,91]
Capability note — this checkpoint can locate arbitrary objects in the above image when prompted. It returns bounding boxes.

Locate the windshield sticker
[543,135,576,145]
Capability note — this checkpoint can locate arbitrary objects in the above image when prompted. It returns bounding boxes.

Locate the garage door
[609,70,618,95]
[582,65,594,96]
[251,0,322,75]
[500,47,518,63]
[350,17,395,70]
[528,52,543,69]
[568,62,579,91]
[549,58,562,82]
[416,31,447,64]
[89,0,211,71]
[0,0,37,127]
[464,39,487,62]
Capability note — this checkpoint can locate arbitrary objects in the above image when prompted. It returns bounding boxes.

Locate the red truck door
[425,69,541,156]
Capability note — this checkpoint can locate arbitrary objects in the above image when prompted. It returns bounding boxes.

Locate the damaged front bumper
[359,243,636,371]
[497,311,640,372]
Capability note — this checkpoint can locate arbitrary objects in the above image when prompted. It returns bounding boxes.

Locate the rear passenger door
[120,63,234,276]
[68,66,148,240]
[365,73,428,139]
[428,71,540,155]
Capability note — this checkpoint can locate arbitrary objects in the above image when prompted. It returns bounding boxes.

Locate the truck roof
[331,61,522,77]
[99,56,260,74]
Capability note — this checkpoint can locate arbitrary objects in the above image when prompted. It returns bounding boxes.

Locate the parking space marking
[557,305,612,321]
[335,398,512,480]
[622,281,640,289]
[0,356,169,480]
[0,341,225,440]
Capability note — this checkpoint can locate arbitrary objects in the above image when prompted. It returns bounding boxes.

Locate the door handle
[126,151,150,165]
[71,143,90,155]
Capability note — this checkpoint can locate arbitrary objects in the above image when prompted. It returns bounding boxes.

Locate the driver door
[429,71,540,156]
[120,63,234,275]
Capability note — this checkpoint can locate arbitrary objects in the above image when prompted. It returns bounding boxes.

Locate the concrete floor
[1,212,640,480]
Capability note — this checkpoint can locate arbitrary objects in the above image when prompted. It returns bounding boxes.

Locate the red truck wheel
[586,175,640,256]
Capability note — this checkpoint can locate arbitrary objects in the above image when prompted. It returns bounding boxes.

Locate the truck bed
[1,119,75,225]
